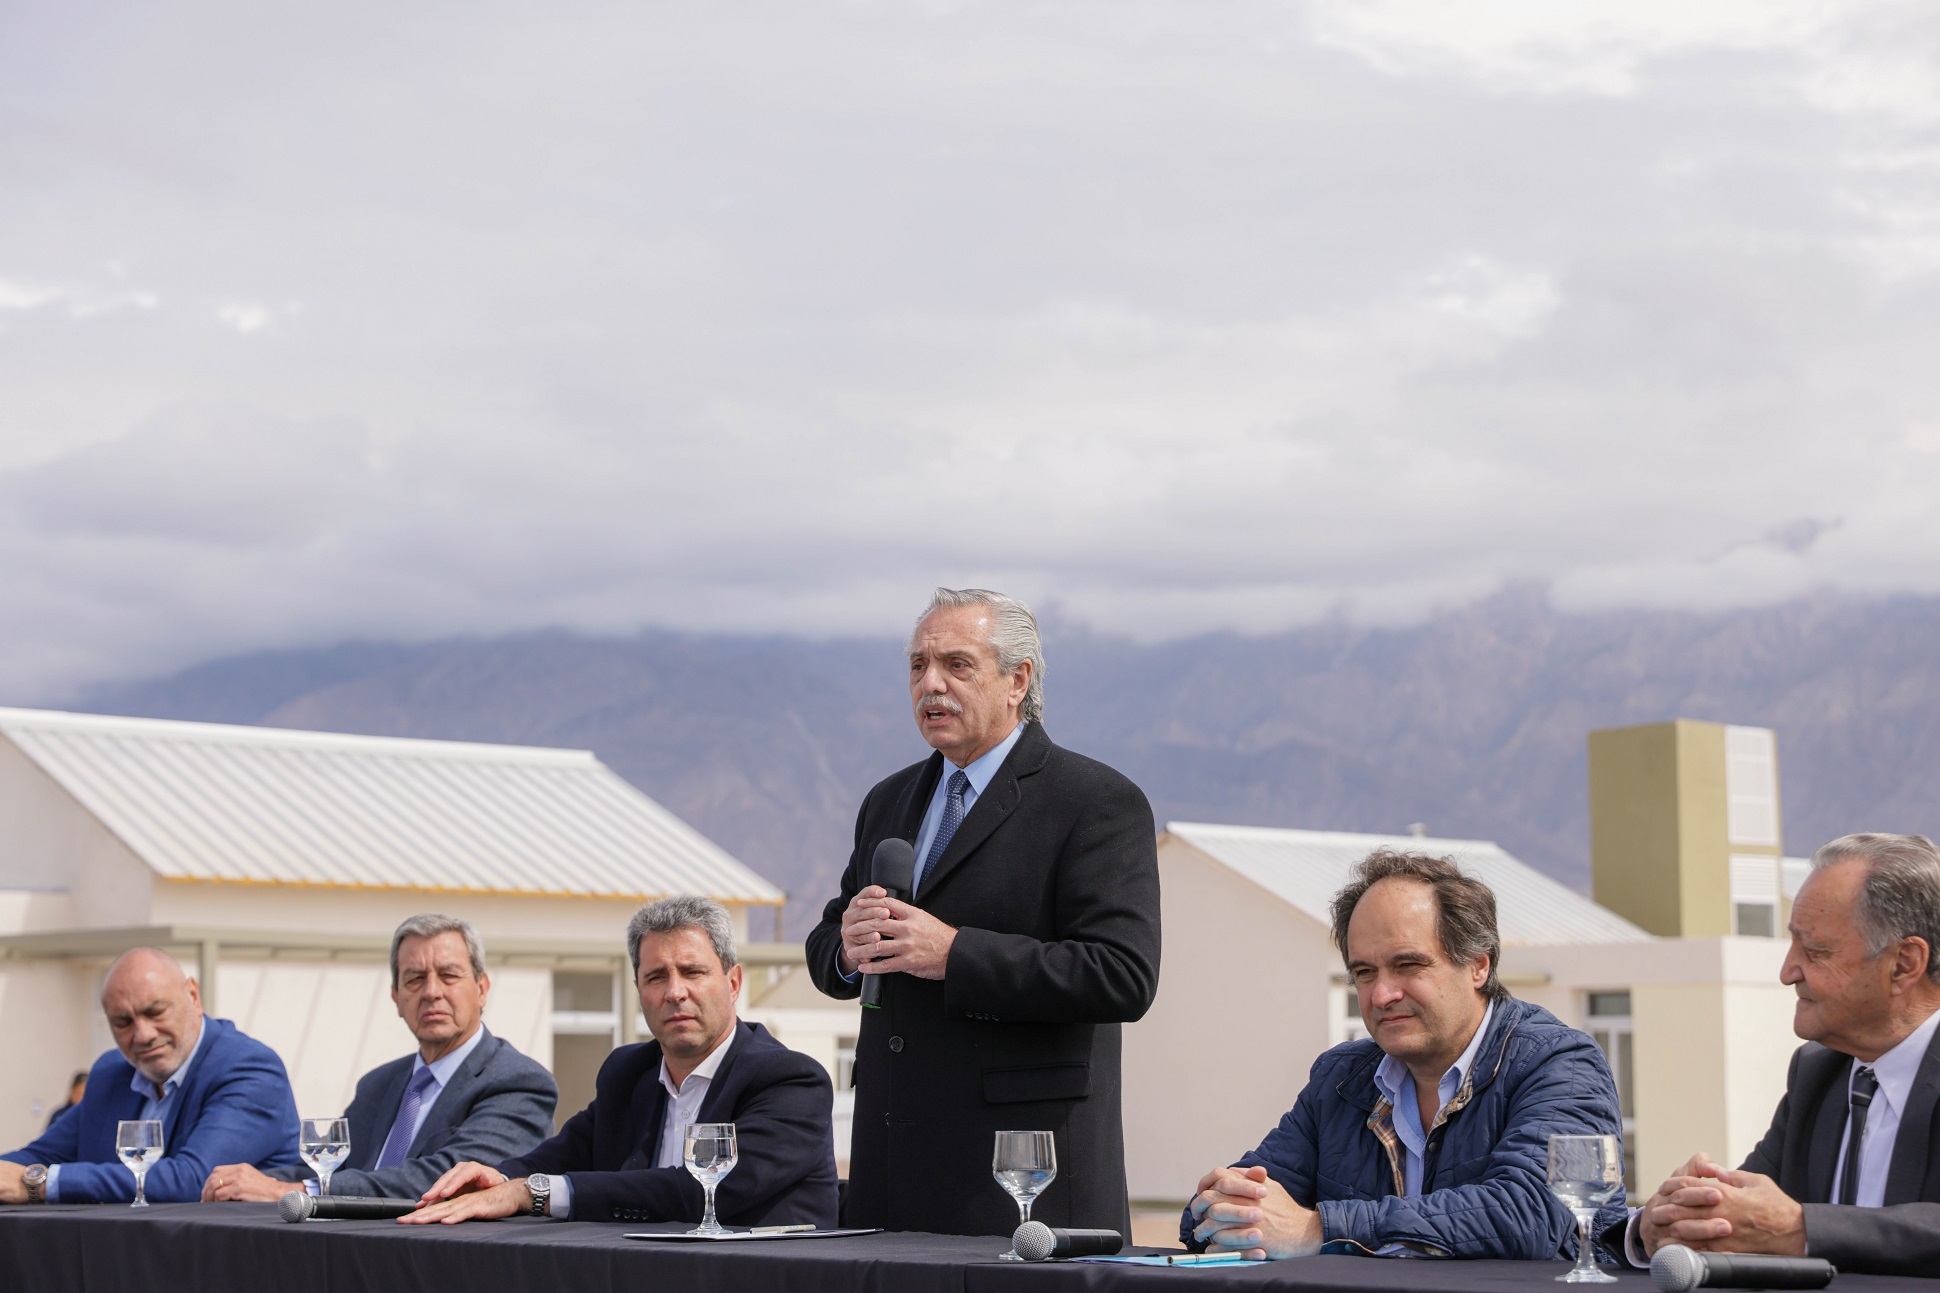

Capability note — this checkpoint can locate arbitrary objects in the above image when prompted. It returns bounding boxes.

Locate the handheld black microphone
[1011,1222,1125,1261]
[859,838,916,1010]
[1651,1245,1837,1291]
[278,1191,423,1222]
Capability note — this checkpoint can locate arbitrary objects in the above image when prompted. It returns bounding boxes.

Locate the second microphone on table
[859,838,915,1010]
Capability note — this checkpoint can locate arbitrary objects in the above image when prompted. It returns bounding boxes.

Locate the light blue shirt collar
[409,1022,487,1090]
[129,1013,210,1109]
[1372,999,1496,1196]
[911,721,1027,880]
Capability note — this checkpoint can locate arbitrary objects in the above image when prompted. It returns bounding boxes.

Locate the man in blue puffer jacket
[1184,849,1627,1260]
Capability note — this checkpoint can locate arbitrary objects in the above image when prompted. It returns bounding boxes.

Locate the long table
[0,1204,1928,1293]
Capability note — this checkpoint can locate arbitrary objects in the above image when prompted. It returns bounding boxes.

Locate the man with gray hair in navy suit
[202,913,556,1202]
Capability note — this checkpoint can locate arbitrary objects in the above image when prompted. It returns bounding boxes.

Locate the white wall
[217,959,553,1120]
[0,958,94,1151]
[1122,838,1335,1203]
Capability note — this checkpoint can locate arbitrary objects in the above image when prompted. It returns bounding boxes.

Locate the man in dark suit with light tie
[404,896,838,1226]
[201,914,556,1202]
[1624,833,1940,1276]
[807,587,1163,1237]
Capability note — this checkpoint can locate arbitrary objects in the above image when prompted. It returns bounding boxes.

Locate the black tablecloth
[0,1205,1931,1293]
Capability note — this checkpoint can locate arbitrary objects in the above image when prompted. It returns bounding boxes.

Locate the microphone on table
[279,1191,424,1222]
[1012,1221,1125,1261]
[859,838,916,1010]
[1651,1245,1837,1291]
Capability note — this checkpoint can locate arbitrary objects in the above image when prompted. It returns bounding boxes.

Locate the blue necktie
[376,1066,439,1170]
[916,770,970,894]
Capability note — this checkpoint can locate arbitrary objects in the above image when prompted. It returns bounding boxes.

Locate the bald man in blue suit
[0,948,298,1204]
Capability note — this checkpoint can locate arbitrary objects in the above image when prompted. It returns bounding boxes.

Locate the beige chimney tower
[1588,719,1785,939]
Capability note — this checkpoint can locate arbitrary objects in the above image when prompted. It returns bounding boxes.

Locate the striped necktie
[1838,1064,1878,1206]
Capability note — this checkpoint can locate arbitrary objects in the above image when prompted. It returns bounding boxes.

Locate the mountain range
[56,587,1940,937]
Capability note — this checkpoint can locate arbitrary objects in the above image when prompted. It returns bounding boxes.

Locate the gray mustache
[916,693,964,715]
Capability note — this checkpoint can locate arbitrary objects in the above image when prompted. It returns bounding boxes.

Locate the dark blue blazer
[500,1019,838,1226]
[3,1017,299,1202]
[1185,996,1627,1259]
[271,1027,556,1200]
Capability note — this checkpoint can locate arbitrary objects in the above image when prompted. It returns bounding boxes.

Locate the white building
[1122,823,1796,1202]
[0,706,859,1158]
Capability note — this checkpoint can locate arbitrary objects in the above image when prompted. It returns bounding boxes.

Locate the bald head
[102,947,204,1086]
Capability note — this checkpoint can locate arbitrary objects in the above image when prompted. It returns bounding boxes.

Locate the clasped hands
[840,884,956,980]
[1639,1153,1806,1257]
[1187,1165,1322,1260]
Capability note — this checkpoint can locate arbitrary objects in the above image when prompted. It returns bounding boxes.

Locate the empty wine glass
[993,1130,1057,1260]
[684,1122,738,1236]
[299,1117,352,1197]
[116,1120,164,1208]
[1547,1133,1622,1283]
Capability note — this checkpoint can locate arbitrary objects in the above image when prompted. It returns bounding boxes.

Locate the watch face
[528,1174,550,1193]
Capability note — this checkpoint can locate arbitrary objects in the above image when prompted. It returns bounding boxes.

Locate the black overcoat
[805,721,1162,1236]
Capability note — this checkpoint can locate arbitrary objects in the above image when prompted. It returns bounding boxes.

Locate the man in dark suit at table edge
[1621,832,1940,1277]
[403,895,839,1226]
[201,913,557,1202]
[806,586,1163,1236]
[0,948,298,1204]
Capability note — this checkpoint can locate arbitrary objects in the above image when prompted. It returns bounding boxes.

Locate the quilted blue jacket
[1183,996,1627,1259]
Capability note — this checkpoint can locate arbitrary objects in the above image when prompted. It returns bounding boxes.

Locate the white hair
[909,587,1045,722]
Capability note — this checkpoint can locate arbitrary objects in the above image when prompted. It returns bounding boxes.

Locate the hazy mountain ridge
[59,590,1940,937]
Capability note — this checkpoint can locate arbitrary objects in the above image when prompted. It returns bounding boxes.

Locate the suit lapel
[1804,1053,1850,1204]
[1885,1018,1940,1204]
[160,1020,218,1150]
[914,723,1048,902]
[354,1060,414,1171]
[693,1022,752,1125]
[626,1043,671,1170]
[409,1031,495,1155]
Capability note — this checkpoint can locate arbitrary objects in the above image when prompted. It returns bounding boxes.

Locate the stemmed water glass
[1548,1133,1622,1283]
[300,1117,352,1197]
[993,1130,1057,1260]
[684,1122,738,1236]
[116,1120,164,1208]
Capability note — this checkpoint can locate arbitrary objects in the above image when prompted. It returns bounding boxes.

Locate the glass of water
[299,1118,352,1198]
[684,1122,738,1236]
[993,1130,1057,1260]
[1547,1133,1622,1283]
[116,1120,164,1207]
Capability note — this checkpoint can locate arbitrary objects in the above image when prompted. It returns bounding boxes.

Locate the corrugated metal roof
[1164,822,1650,945]
[0,707,783,903]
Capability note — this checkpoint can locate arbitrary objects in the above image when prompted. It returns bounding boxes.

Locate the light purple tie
[376,1066,438,1170]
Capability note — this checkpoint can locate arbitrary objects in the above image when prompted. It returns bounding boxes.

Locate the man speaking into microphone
[807,587,1161,1237]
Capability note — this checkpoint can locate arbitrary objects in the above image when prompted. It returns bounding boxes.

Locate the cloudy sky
[4,1,1940,697]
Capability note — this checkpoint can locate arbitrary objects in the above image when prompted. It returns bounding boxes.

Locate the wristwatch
[527,1173,552,1218]
[22,1164,47,1205]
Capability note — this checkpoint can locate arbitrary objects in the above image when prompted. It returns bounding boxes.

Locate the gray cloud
[4,1,1940,697]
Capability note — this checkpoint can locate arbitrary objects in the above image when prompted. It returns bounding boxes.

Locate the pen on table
[750,1223,817,1234]
[1166,1251,1254,1265]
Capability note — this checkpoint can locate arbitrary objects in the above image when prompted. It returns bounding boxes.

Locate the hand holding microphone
[857,839,916,1008]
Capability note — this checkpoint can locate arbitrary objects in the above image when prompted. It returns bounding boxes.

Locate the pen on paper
[1166,1251,1253,1265]
[751,1223,817,1234]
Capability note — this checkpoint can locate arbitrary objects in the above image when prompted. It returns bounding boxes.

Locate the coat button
[889,1036,904,1052]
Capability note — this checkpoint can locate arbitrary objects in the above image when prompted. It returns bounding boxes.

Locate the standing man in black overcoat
[807,587,1162,1237]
